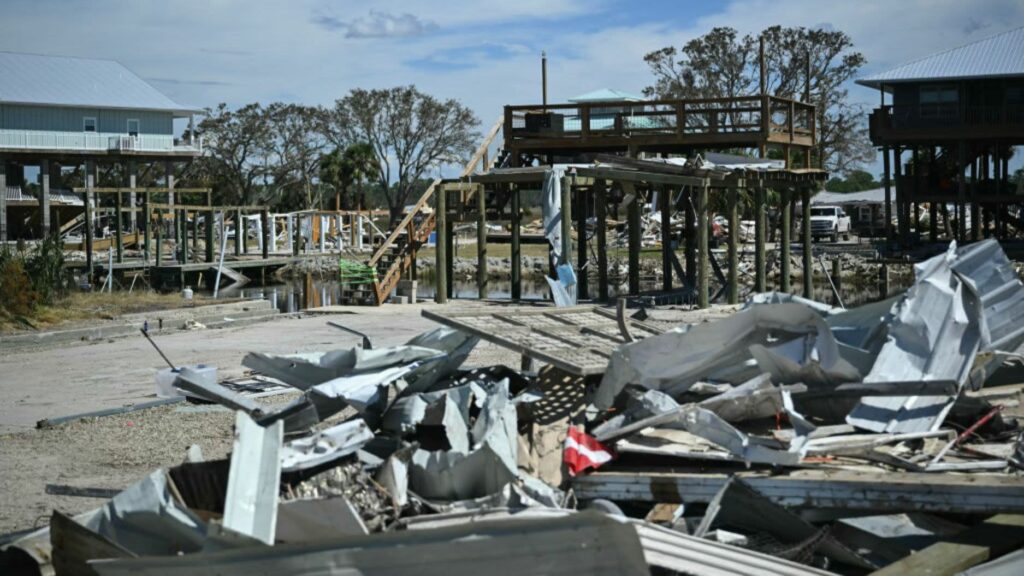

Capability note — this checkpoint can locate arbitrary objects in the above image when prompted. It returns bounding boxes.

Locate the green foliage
[643,25,873,173]
[825,170,881,192]
[24,234,68,303]
[0,246,39,317]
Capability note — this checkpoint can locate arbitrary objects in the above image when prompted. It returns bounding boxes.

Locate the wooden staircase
[339,118,504,305]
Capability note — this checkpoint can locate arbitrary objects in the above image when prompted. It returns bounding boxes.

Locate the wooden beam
[477,184,488,299]
[871,515,1024,576]
[625,182,641,296]
[780,188,791,293]
[727,187,739,304]
[576,166,708,188]
[802,187,813,298]
[435,185,447,304]
[114,184,123,263]
[143,191,151,264]
[596,180,609,302]
[755,186,766,292]
[698,185,709,308]
[578,185,590,299]
[684,188,696,287]
[70,187,211,194]
[661,186,673,292]
[511,184,521,301]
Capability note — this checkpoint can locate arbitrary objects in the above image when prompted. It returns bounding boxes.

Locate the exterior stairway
[339,118,504,305]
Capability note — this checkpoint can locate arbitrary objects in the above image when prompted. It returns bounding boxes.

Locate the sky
[2,0,1023,178]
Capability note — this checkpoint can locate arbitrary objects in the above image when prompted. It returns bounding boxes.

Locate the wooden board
[421,305,667,375]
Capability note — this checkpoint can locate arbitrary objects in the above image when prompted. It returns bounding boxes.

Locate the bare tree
[194,103,273,205]
[644,26,873,174]
[265,103,328,210]
[324,86,480,223]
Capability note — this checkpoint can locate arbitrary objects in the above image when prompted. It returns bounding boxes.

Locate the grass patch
[0,291,225,334]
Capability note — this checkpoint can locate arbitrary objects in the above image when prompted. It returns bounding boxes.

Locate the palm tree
[321,142,377,212]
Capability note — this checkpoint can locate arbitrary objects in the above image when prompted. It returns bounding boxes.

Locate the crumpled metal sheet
[280,419,373,473]
[595,302,859,409]
[84,470,208,556]
[223,412,283,546]
[848,240,1024,433]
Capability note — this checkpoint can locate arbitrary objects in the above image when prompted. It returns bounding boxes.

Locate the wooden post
[894,145,905,247]
[510,185,521,301]
[445,205,454,300]
[879,262,889,299]
[626,182,641,296]
[684,187,696,286]
[957,141,967,242]
[971,156,981,242]
[755,185,766,293]
[240,210,249,254]
[831,258,842,307]
[802,187,813,299]
[114,184,123,262]
[435,185,447,304]
[596,180,609,301]
[883,145,893,246]
[236,209,244,256]
[143,192,151,263]
[261,209,270,259]
[190,211,199,263]
[697,185,709,308]
[0,158,6,242]
[292,214,300,256]
[128,160,137,233]
[780,188,792,293]
[661,186,673,292]
[560,175,572,267]
[578,186,590,299]
[154,209,163,266]
[85,160,95,282]
[206,211,215,262]
[40,159,51,238]
[727,187,739,304]
[476,184,488,299]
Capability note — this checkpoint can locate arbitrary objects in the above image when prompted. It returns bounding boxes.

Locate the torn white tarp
[542,168,577,306]
[280,419,373,473]
[848,240,1024,433]
[223,412,283,546]
[595,302,859,409]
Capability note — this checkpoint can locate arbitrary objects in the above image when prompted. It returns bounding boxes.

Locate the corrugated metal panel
[812,188,887,205]
[0,51,198,114]
[857,26,1024,88]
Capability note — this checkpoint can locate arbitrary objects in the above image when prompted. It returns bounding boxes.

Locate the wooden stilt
[595,180,609,301]
[511,184,522,301]
[883,145,893,247]
[115,184,124,263]
[261,209,270,259]
[143,192,151,263]
[781,187,792,294]
[727,187,739,304]
[802,187,812,299]
[755,186,766,293]
[697,185,709,308]
[154,209,163,267]
[626,182,641,296]
[435,185,447,304]
[206,211,215,262]
[579,186,590,299]
[477,184,488,299]
[84,161,95,282]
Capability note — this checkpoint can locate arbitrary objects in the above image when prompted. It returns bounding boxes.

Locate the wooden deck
[504,95,815,158]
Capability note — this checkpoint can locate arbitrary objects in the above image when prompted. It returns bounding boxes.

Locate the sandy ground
[0,300,735,535]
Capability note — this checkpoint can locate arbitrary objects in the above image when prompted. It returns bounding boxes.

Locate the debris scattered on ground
[3,239,1024,575]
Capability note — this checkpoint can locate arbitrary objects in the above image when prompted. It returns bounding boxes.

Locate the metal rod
[327,321,373,349]
[140,328,176,370]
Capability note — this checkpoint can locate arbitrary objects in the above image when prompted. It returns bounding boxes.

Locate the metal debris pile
[4,240,1024,575]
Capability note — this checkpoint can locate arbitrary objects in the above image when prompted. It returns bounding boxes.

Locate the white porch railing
[0,129,202,153]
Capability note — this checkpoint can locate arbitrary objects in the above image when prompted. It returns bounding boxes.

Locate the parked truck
[809,205,851,242]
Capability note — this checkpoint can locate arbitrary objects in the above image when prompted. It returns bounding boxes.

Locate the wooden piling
[154,210,163,266]
[727,187,739,304]
[190,211,199,263]
[84,160,95,282]
[579,186,590,299]
[802,187,812,299]
[684,188,696,286]
[206,212,215,262]
[780,188,791,293]
[626,182,641,296]
[435,185,447,304]
[445,208,454,300]
[240,210,248,254]
[697,186,709,308]
[661,186,673,292]
[114,185,124,263]
[143,192,151,263]
[261,209,270,260]
[883,145,893,246]
[879,262,889,298]
[510,185,522,301]
[595,180,609,301]
[831,258,842,307]
[292,213,300,256]
[476,184,488,299]
[755,186,766,293]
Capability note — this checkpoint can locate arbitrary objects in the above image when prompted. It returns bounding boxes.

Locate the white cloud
[314,10,438,38]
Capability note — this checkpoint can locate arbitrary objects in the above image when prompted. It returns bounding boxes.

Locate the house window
[920,85,958,118]
[127,119,140,137]
[83,117,97,132]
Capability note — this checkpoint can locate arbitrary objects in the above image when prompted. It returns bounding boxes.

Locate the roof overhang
[0,99,203,116]
[856,72,1024,92]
